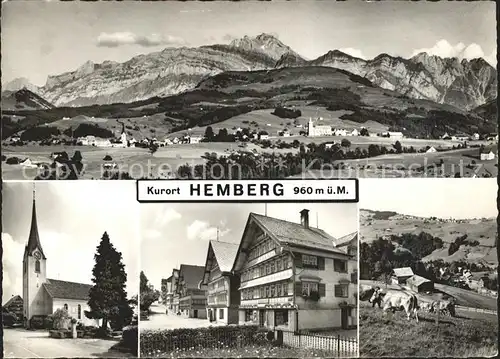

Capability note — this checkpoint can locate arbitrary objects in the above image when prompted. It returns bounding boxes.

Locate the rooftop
[43,279,92,301]
[210,240,239,273]
[393,267,414,277]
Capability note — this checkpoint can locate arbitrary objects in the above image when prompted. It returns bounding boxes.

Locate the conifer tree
[87,231,132,332]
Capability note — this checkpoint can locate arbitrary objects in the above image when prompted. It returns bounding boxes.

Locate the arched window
[64,303,68,311]
[77,304,81,319]
[35,260,40,273]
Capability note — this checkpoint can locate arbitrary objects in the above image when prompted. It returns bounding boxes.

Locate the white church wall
[53,298,99,327]
[24,255,48,320]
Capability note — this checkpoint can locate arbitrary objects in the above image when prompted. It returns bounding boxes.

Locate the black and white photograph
[2,182,140,358]
[1,0,496,180]
[358,179,498,357]
[139,203,359,357]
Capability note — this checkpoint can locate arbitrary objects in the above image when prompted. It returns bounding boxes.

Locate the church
[22,188,99,328]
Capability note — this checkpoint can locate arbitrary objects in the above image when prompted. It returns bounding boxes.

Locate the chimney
[300,209,310,229]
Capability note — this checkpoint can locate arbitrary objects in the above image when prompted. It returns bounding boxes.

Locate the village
[139,206,359,357]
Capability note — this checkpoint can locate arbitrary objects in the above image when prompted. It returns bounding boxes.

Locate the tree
[88,232,132,334]
[360,128,369,136]
[204,126,215,142]
[393,141,403,153]
[140,271,161,312]
[149,142,159,156]
[341,139,351,149]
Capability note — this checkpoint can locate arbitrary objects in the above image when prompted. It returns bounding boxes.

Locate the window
[277,283,282,297]
[270,285,275,297]
[77,305,81,319]
[260,287,265,298]
[302,282,319,296]
[282,282,288,296]
[63,303,68,311]
[35,260,40,273]
[334,260,348,272]
[260,266,266,277]
[265,286,270,298]
[219,309,224,319]
[277,258,283,271]
[270,261,275,273]
[266,264,271,275]
[275,310,288,326]
[335,284,349,298]
[302,255,318,267]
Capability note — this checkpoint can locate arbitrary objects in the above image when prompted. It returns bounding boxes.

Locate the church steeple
[26,185,46,259]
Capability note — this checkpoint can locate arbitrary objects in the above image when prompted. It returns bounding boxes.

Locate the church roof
[26,192,46,259]
[43,279,92,300]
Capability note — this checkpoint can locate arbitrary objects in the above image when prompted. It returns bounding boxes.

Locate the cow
[432,300,456,317]
[359,285,382,308]
[369,287,419,322]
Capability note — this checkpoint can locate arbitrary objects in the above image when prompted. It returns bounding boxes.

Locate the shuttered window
[334,259,348,273]
[302,255,318,268]
[334,284,349,298]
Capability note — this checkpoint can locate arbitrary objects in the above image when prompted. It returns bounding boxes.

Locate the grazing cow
[359,285,382,308]
[432,300,456,317]
[369,287,419,322]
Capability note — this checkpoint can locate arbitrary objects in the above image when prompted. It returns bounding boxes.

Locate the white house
[334,129,348,137]
[480,148,495,161]
[426,146,437,153]
[472,133,480,140]
[189,136,202,144]
[350,129,359,137]
[388,132,404,140]
[259,134,269,140]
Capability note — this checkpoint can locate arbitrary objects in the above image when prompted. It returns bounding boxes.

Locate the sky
[140,202,358,290]
[360,178,497,220]
[2,181,140,305]
[1,0,496,86]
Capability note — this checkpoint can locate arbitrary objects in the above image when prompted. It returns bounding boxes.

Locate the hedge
[140,325,269,356]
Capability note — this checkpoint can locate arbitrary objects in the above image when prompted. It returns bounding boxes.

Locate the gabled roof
[210,240,239,273]
[393,267,414,277]
[407,275,431,287]
[43,279,92,301]
[335,232,358,247]
[179,264,205,290]
[3,295,23,308]
[480,147,494,154]
[250,213,344,254]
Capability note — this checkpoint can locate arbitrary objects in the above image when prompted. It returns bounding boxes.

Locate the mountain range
[2,33,497,110]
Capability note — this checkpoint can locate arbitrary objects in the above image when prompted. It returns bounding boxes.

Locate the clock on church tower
[33,251,41,260]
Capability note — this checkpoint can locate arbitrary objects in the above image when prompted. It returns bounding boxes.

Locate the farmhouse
[171,269,180,313]
[22,190,99,328]
[406,275,434,293]
[201,240,240,324]
[333,129,348,137]
[177,264,207,319]
[161,277,173,309]
[308,118,332,137]
[189,136,202,144]
[426,146,437,153]
[3,295,23,320]
[472,133,480,140]
[391,267,414,285]
[334,232,359,300]
[388,132,404,140]
[232,209,356,331]
[350,129,359,137]
[480,147,495,161]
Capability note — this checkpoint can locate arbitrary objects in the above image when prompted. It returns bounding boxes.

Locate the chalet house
[177,264,207,319]
[171,269,180,313]
[162,277,173,310]
[406,275,434,293]
[388,132,404,140]
[480,147,495,161]
[3,295,23,321]
[335,232,358,286]
[391,267,414,285]
[201,240,240,324]
[426,146,437,153]
[232,210,356,331]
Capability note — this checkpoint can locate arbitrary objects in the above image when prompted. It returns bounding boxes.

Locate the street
[3,328,128,358]
[141,303,223,331]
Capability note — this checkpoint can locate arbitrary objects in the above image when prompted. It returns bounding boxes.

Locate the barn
[3,295,23,320]
[406,275,434,293]
[391,267,414,285]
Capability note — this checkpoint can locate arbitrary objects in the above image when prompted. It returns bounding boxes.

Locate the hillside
[11,33,496,110]
[4,66,493,141]
[472,99,498,123]
[360,209,497,265]
[1,89,54,111]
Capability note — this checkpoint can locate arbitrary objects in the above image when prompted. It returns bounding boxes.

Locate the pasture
[359,303,498,357]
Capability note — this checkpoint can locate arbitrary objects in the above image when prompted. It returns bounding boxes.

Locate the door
[259,310,265,327]
[341,308,349,329]
[193,309,198,318]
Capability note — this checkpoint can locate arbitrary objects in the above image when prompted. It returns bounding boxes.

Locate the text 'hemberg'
[190,183,284,197]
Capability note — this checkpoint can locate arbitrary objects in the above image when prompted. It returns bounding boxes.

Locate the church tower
[308,117,315,137]
[120,123,127,147]
[22,185,47,328]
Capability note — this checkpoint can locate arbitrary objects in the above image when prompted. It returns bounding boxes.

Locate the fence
[279,330,358,357]
[140,325,358,357]
[455,305,497,315]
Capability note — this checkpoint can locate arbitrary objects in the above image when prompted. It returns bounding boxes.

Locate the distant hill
[360,209,497,265]
[8,33,495,110]
[472,99,497,123]
[2,77,40,93]
[1,88,54,111]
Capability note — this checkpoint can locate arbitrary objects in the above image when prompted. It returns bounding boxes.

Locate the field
[359,303,498,357]
[360,209,498,265]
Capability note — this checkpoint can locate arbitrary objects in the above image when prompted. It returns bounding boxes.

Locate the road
[3,328,128,358]
[141,303,223,331]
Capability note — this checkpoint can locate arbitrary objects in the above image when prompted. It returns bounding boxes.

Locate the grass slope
[359,304,497,357]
